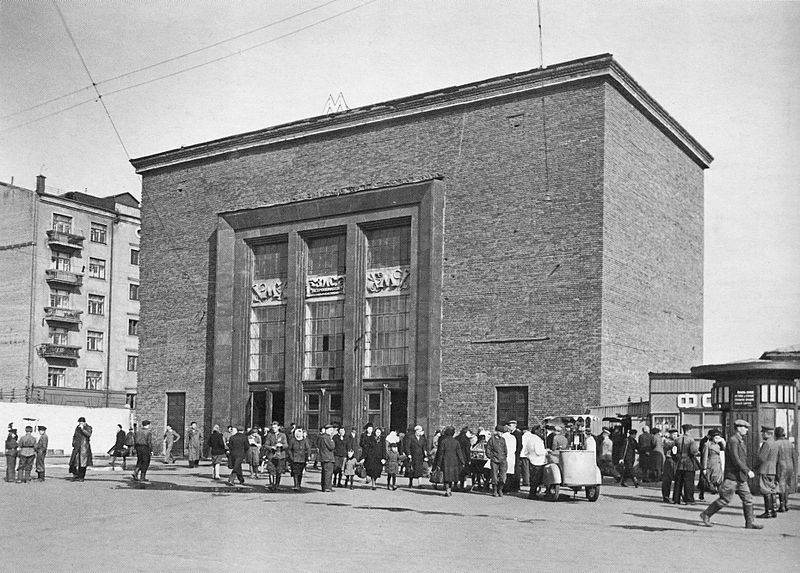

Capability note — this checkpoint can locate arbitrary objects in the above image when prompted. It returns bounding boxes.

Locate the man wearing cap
[319,424,336,492]
[672,424,699,504]
[485,425,508,497]
[34,426,48,481]
[775,426,797,513]
[264,421,288,491]
[661,428,679,502]
[132,420,156,482]
[755,425,780,519]
[226,426,249,487]
[16,426,37,483]
[618,428,639,487]
[69,417,93,482]
[700,419,762,529]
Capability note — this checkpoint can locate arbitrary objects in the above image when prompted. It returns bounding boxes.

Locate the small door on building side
[303,390,343,430]
[496,386,528,428]
[166,392,186,455]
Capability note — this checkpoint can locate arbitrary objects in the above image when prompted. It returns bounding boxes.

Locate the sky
[1,0,798,365]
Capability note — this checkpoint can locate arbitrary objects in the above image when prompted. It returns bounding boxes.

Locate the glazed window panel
[85,370,103,390]
[87,294,105,315]
[86,330,104,352]
[303,300,345,381]
[90,222,107,244]
[367,225,410,267]
[253,242,288,280]
[363,296,409,379]
[249,306,286,383]
[47,367,65,387]
[50,326,68,345]
[52,214,72,233]
[52,250,71,271]
[88,258,106,279]
[50,289,70,308]
[307,235,346,276]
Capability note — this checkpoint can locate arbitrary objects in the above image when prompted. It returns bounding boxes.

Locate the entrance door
[166,392,186,456]
[364,388,393,429]
[303,390,343,429]
[496,386,528,428]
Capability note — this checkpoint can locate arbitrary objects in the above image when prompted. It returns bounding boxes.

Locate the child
[343,450,357,489]
[385,442,400,490]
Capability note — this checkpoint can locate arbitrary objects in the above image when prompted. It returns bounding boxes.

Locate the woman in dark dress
[404,425,429,488]
[434,426,466,497]
[360,427,385,490]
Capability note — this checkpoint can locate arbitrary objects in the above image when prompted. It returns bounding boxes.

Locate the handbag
[355,463,367,479]
[429,466,443,484]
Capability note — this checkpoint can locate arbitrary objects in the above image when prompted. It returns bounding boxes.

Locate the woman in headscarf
[287,427,310,491]
[404,425,429,488]
[434,426,466,497]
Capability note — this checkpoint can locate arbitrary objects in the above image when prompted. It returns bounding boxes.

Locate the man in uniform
[264,421,288,492]
[16,426,37,483]
[34,426,48,481]
[672,424,699,504]
[699,419,763,529]
[318,424,336,492]
[132,420,155,483]
[755,425,780,519]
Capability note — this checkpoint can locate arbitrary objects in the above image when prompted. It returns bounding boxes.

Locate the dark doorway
[251,391,267,429]
[166,392,186,456]
[496,386,528,428]
[271,391,285,426]
[390,389,408,432]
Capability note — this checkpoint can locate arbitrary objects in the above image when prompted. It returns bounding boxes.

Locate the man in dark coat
[226,426,249,486]
[618,428,639,487]
[264,421,288,491]
[109,424,126,470]
[434,426,466,497]
[319,425,336,492]
[661,427,679,502]
[756,425,780,518]
[404,425,428,488]
[132,420,156,482]
[673,424,699,504]
[455,426,472,491]
[775,426,797,513]
[333,427,347,487]
[344,427,360,461]
[700,419,762,529]
[485,425,508,497]
[69,417,93,482]
[34,426,49,481]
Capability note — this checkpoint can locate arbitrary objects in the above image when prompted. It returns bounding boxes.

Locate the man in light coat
[523,426,547,499]
[502,425,517,493]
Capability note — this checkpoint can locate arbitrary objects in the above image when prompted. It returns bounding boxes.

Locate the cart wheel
[585,486,600,502]
[545,484,559,502]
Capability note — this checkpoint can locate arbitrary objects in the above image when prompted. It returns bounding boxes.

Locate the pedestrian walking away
[433,426,466,497]
[34,426,48,481]
[774,426,797,513]
[226,426,249,486]
[207,424,227,480]
[68,417,93,482]
[108,424,126,470]
[699,419,763,529]
[132,420,156,483]
[16,426,37,483]
[672,424,699,503]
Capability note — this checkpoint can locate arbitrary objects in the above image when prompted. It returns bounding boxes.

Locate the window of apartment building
[85,370,103,390]
[52,250,71,272]
[87,294,105,315]
[52,214,72,233]
[249,241,288,383]
[127,355,138,372]
[86,330,104,352]
[50,289,70,309]
[88,258,106,279]
[47,367,65,387]
[128,319,139,336]
[90,222,107,244]
[49,326,68,346]
[129,283,139,301]
[130,249,140,266]
[126,394,136,409]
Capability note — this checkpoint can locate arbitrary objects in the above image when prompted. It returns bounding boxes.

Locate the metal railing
[37,343,81,359]
[43,307,83,323]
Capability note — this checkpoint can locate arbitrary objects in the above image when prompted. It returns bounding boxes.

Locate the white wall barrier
[1,402,133,455]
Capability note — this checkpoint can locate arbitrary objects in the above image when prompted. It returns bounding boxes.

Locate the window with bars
[88,258,106,279]
[249,242,287,383]
[87,294,105,315]
[86,330,104,352]
[303,300,345,381]
[85,370,103,390]
[90,222,107,244]
[52,214,72,233]
[50,289,70,308]
[49,327,68,345]
[47,367,65,387]
[52,250,71,272]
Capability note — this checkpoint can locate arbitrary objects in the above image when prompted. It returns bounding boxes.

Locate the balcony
[45,268,83,287]
[46,229,84,250]
[43,307,83,326]
[37,343,81,360]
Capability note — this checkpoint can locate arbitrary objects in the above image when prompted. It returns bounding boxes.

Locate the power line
[1,0,342,123]
[1,0,380,133]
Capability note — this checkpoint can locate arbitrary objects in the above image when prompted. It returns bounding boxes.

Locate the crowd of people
[4,415,796,530]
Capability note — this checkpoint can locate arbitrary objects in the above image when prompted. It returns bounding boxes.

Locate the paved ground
[1,457,798,572]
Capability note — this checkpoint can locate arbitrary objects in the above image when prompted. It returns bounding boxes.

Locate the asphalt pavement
[1,457,798,572]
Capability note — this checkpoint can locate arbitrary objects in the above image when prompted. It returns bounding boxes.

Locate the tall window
[50,289,70,308]
[49,327,68,346]
[130,249,140,266]
[303,235,345,381]
[127,355,138,372]
[88,258,106,279]
[249,242,288,383]
[85,370,103,390]
[128,319,139,336]
[86,330,104,352]
[87,294,105,315]
[47,367,65,387]
[52,214,72,233]
[364,226,411,379]
[52,250,71,271]
[129,283,139,301]
[90,222,107,244]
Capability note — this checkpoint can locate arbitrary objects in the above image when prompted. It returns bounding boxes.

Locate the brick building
[131,54,711,441]
[0,176,140,408]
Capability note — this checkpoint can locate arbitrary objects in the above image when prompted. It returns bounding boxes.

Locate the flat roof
[692,360,800,379]
[131,53,713,174]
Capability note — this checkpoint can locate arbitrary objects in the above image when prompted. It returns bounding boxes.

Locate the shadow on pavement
[611,524,686,533]
[623,511,722,529]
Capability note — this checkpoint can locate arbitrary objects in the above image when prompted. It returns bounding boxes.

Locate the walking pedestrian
[69,417,93,482]
[5,426,18,483]
[404,425,428,488]
[34,426,48,481]
[699,419,763,529]
[319,425,336,492]
[132,420,155,482]
[208,424,227,480]
[672,424,699,503]
[287,427,310,491]
[618,428,639,487]
[343,450,357,489]
[333,426,347,487]
[163,425,180,464]
[433,426,466,497]
[775,426,796,513]
[122,426,135,471]
[186,421,202,469]
[108,424,126,470]
[385,441,401,490]
[265,421,288,492]
[699,429,724,501]
[597,428,616,478]
[225,427,248,486]
[755,425,780,519]
[485,425,508,497]
[16,426,37,483]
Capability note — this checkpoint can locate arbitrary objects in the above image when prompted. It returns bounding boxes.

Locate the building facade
[0,176,140,408]
[131,54,711,440]
[648,372,717,438]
